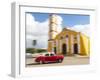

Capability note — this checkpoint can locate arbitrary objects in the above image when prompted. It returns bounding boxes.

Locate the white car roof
[40,52,55,56]
[47,52,55,54]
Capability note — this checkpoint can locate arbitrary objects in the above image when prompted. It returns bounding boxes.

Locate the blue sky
[27,12,90,27]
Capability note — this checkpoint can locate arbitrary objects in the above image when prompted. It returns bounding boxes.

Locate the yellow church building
[48,14,90,56]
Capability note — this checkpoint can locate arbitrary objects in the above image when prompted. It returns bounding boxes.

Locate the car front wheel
[57,59,63,63]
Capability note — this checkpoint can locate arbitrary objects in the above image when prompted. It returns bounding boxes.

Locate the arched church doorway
[74,43,78,54]
[62,44,67,55]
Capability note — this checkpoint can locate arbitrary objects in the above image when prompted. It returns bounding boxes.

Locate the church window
[66,35,68,38]
[60,36,63,39]
[33,40,37,46]
[74,36,77,40]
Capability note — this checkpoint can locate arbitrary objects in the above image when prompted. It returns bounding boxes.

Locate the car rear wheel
[39,60,44,64]
[57,59,63,63]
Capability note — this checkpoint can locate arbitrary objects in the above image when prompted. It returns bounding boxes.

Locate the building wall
[79,33,90,55]
[53,29,80,55]
[48,29,90,56]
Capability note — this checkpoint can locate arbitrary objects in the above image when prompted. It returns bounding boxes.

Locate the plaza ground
[26,56,89,67]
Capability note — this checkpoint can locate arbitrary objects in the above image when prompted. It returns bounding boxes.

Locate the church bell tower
[49,14,58,40]
[48,14,58,52]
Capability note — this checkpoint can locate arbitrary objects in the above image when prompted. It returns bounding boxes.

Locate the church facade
[48,14,90,56]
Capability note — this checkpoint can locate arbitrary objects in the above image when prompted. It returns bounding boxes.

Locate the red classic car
[35,52,64,64]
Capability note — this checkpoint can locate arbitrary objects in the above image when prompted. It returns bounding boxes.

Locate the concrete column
[59,40,62,53]
[66,37,69,52]
[56,40,58,54]
[77,34,80,53]
[71,35,74,53]
[52,41,54,52]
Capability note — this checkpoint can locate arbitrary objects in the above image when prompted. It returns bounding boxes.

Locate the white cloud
[26,13,49,48]
[26,14,63,48]
[56,15,63,25]
[56,15,63,33]
[67,24,90,37]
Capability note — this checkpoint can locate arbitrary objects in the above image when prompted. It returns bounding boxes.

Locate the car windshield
[45,54,49,56]
[50,54,54,56]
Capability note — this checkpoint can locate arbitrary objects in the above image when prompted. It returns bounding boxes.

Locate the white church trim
[77,34,80,53]
[71,35,74,53]
[59,40,62,53]
[56,39,58,54]
[52,41,54,52]
[66,37,69,52]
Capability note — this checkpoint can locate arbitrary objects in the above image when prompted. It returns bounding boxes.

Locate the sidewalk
[74,54,89,58]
